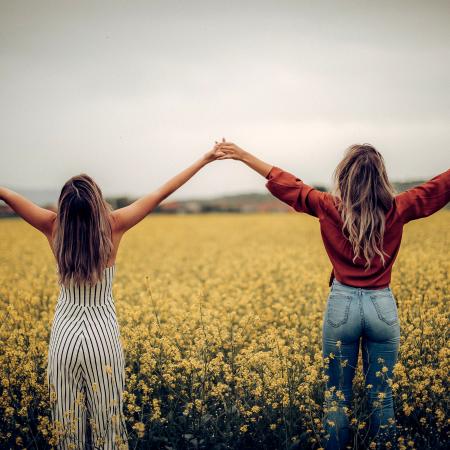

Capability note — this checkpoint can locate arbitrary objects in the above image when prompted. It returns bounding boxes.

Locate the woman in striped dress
[0,144,224,449]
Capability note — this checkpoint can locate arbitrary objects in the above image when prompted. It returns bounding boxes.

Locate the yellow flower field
[0,213,448,449]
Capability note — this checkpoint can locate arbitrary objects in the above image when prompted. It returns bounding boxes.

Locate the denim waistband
[332,279,391,293]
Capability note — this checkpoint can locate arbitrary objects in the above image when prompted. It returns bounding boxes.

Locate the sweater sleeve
[395,169,450,223]
[265,166,327,218]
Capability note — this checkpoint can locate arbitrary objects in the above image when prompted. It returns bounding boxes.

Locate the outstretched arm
[111,145,224,232]
[217,141,328,218]
[396,168,450,223]
[0,187,56,235]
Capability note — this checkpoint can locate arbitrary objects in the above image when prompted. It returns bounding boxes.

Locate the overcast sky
[1,0,449,200]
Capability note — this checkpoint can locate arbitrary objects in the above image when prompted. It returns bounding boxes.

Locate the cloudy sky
[1,0,449,200]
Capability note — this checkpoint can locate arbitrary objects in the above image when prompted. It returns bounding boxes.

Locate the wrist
[200,155,211,166]
[202,154,212,164]
[240,150,251,163]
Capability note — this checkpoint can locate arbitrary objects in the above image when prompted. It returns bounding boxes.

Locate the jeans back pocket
[326,293,352,327]
[370,293,398,326]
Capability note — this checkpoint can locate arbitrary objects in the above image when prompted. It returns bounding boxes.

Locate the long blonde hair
[54,174,113,286]
[333,144,395,268]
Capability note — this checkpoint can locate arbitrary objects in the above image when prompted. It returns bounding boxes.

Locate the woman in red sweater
[217,141,449,449]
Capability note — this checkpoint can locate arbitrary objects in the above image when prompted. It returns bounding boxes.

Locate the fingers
[220,144,235,151]
[213,146,226,155]
[215,143,234,150]
[213,138,236,158]
[214,138,233,147]
[217,147,235,156]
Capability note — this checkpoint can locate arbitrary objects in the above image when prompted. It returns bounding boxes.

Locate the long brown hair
[54,174,113,286]
[333,144,395,268]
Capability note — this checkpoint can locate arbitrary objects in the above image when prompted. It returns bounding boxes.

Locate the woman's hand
[216,138,273,178]
[216,141,248,161]
[203,141,226,164]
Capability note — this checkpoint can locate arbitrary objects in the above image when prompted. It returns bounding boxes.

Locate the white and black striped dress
[47,265,128,449]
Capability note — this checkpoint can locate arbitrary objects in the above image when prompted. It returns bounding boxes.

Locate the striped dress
[47,265,128,449]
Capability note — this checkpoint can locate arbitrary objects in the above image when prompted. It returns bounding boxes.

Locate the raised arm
[217,141,328,218]
[0,187,56,236]
[111,145,224,233]
[395,168,450,223]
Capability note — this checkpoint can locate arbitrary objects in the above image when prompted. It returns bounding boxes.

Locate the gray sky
[1,0,449,200]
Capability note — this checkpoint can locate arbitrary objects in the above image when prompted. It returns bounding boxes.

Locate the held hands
[203,138,248,164]
[215,139,248,161]
[211,138,273,177]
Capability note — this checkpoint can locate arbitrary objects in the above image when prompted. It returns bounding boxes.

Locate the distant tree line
[1,180,447,218]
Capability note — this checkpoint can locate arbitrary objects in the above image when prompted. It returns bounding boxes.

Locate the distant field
[0,213,448,449]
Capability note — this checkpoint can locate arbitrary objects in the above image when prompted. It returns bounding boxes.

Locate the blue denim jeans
[322,280,400,449]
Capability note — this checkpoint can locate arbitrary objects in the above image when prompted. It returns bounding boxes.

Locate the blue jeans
[322,280,400,449]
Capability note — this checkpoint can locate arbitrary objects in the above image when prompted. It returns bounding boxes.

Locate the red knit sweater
[266,166,450,289]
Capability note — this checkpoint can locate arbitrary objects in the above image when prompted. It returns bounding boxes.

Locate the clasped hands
[204,138,247,163]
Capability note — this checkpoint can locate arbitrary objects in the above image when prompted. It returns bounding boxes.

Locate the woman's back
[265,166,450,288]
[57,264,116,307]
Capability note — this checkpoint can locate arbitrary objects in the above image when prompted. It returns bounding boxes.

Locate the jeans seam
[358,295,365,329]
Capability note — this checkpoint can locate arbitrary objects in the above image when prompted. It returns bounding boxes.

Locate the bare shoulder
[44,212,58,237]
[109,212,124,234]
